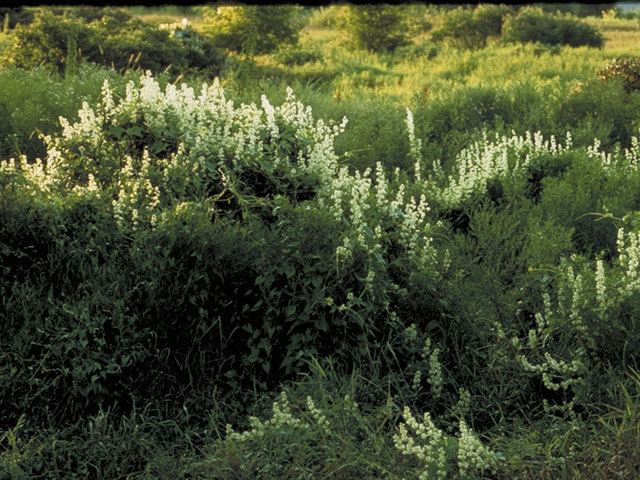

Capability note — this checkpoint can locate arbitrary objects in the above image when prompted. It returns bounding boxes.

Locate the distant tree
[430,5,513,50]
[430,7,484,50]
[472,4,513,38]
[344,5,409,52]
[200,5,301,56]
[502,6,604,48]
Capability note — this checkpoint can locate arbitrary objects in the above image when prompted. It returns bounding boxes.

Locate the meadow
[2,4,640,478]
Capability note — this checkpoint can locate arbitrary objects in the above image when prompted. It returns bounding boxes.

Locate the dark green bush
[2,10,97,74]
[411,86,524,167]
[0,184,155,424]
[164,23,226,75]
[501,6,604,48]
[1,8,226,78]
[94,16,188,74]
[473,3,513,38]
[343,5,409,52]
[200,5,301,55]
[431,7,484,49]
[431,4,513,49]
[538,152,620,256]
[393,41,440,62]
[556,76,640,149]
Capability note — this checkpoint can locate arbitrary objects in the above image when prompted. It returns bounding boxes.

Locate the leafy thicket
[4,66,640,477]
[429,4,603,50]
[1,8,225,77]
[4,5,640,479]
[343,5,410,52]
[430,4,513,50]
[502,6,604,48]
[199,5,301,55]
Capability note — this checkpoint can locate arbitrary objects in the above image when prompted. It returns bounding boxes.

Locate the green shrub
[0,73,430,425]
[305,5,350,30]
[1,8,225,78]
[393,41,440,63]
[343,5,409,52]
[556,76,640,149]
[473,3,513,38]
[538,152,619,257]
[431,5,513,50]
[431,8,483,49]
[2,10,97,74]
[200,5,301,55]
[411,86,523,167]
[158,20,226,76]
[501,6,604,48]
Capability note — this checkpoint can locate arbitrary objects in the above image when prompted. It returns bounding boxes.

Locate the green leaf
[284,263,295,278]
[128,125,143,137]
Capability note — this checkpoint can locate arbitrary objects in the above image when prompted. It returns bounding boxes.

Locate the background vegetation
[3,3,640,478]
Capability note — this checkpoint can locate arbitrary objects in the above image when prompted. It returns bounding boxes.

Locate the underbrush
[2,68,640,478]
[3,5,640,478]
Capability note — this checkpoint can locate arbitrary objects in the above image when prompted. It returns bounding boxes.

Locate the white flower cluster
[513,284,588,409]
[457,419,497,475]
[623,134,640,168]
[225,391,308,442]
[306,395,330,435]
[405,108,424,183]
[20,71,442,278]
[431,130,572,209]
[427,345,443,399]
[616,227,640,297]
[554,223,640,335]
[394,405,499,478]
[0,156,55,197]
[158,17,189,34]
[225,392,333,444]
[37,73,349,227]
[587,131,640,173]
[400,326,444,398]
[555,257,590,341]
[393,406,447,480]
[111,151,162,231]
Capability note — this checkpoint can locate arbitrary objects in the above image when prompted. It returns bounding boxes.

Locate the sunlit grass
[585,15,640,52]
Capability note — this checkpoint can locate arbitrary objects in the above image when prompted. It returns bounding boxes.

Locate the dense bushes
[343,5,409,52]
[502,6,604,48]
[200,5,301,55]
[5,6,640,478]
[429,4,603,50]
[0,64,135,161]
[1,8,225,77]
[0,73,442,430]
[430,4,513,49]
